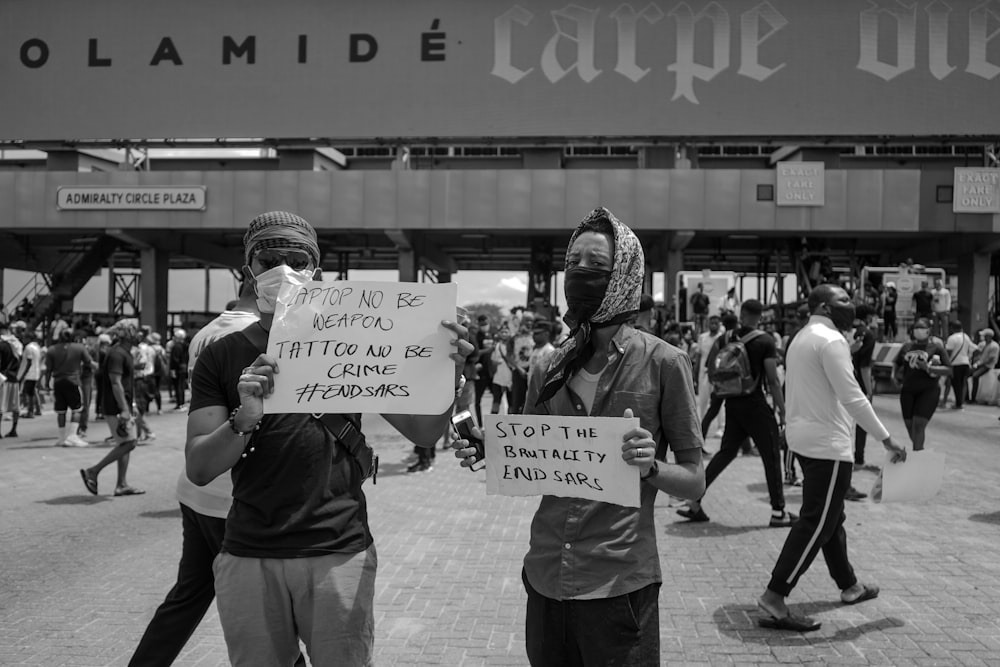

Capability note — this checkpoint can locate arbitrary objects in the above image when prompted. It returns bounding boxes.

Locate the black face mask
[826,302,856,332]
[563,266,611,327]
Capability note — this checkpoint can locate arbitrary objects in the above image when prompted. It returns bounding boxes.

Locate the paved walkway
[1,395,999,666]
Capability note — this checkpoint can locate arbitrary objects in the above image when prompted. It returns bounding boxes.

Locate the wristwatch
[641,460,659,481]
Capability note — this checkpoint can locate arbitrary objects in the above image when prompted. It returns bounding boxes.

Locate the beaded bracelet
[228,405,261,437]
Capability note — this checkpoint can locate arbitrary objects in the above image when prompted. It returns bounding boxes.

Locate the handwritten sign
[483,414,641,508]
[264,279,458,415]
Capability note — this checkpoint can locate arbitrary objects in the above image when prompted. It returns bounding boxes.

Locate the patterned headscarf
[243,211,321,268]
[536,207,645,405]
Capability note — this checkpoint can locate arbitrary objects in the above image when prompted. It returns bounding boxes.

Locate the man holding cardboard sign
[185,211,474,667]
[454,207,705,666]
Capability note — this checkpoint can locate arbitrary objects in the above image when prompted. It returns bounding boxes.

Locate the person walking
[881,282,898,341]
[452,207,705,666]
[17,331,42,419]
[44,329,94,447]
[969,329,998,404]
[940,320,974,410]
[756,284,907,632]
[184,211,473,666]
[169,329,190,410]
[0,323,22,439]
[849,306,877,495]
[128,282,262,667]
[678,299,795,527]
[472,313,495,425]
[79,318,145,497]
[893,318,951,451]
[931,278,951,340]
[489,320,515,415]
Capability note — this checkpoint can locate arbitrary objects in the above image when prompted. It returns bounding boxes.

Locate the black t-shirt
[913,289,933,315]
[190,328,371,558]
[690,292,710,315]
[100,344,134,415]
[719,325,776,400]
[852,327,876,368]
[894,340,949,392]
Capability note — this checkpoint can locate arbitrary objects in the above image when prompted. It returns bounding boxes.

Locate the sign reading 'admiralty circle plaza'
[2,1,1000,141]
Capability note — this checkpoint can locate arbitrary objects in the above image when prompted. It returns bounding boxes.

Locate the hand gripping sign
[483,414,642,508]
[264,279,458,415]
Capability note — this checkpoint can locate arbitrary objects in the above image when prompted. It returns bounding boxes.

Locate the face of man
[518,314,535,334]
[708,317,720,333]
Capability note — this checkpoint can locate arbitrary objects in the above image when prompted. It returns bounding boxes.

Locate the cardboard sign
[264,279,458,415]
[483,414,641,508]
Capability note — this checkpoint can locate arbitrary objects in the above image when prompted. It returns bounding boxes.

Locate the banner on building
[3,1,1000,141]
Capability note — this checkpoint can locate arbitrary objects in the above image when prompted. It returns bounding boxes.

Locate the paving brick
[3,396,1000,664]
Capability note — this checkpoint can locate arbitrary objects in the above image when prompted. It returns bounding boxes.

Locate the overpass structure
[2,0,999,335]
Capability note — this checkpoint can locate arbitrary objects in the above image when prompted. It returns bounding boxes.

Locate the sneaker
[845,487,868,502]
[769,511,797,528]
[406,461,427,474]
[65,434,90,447]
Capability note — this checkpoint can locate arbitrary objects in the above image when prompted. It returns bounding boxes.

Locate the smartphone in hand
[451,410,485,471]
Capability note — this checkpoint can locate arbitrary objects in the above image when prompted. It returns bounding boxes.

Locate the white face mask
[253,264,315,314]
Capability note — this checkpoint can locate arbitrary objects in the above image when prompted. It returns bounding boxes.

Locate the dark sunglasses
[253,248,314,272]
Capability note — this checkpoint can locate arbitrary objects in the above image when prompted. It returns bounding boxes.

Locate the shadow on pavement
[712,602,905,645]
[969,511,1000,525]
[39,495,112,505]
[140,508,183,519]
[662,520,767,538]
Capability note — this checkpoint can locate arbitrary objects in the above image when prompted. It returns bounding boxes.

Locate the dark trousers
[970,366,990,402]
[950,364,970,408]
[173,373,187,406]
[510,371,528,414]
[700,395,723,438]
[474,375,493,424]
[523,569,660,667]
[768,456,857,597]
[883,311,897,340]
[703,396,785,511]
[853,371,869,465]
[129,505,225,667]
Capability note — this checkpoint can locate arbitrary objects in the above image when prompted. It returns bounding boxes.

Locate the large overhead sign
[2,1,999,141]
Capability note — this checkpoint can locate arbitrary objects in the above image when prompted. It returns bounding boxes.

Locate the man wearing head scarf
[79,318,145,497]
[184,211,474,666]
[453,207,705,665]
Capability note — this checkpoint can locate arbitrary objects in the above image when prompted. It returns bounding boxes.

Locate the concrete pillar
[140,247,169,335]
[664,249,684,319]
[398,248,418,283]
[958,251,991,334]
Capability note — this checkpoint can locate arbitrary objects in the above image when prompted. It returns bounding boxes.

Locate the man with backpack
[678,299,795,527]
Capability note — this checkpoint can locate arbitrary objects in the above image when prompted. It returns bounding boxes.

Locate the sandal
[842,583,879,605]
[80,469,98,496]
[756,601,821,632]
[113,486,146,497]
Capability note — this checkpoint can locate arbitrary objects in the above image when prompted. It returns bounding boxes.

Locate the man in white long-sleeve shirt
[756,285,907,632]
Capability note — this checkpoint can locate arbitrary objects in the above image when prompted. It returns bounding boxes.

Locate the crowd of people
[2,207,992,665]
[0,316,197,458]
